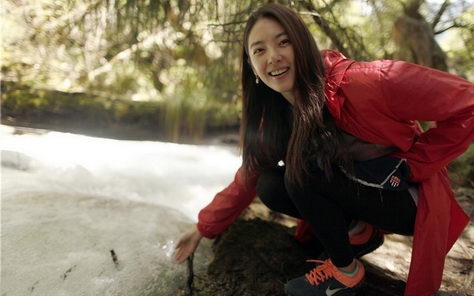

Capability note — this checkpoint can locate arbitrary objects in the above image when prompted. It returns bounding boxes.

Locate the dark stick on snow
[110,249,119,268]
[185,253,195,296]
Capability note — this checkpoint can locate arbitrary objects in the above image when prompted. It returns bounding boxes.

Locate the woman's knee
[256,168,301,217]
[256,169,285,206]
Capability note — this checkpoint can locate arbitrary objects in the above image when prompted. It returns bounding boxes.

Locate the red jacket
[197,50,474,296]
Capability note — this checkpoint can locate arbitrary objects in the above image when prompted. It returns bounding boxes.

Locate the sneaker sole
[286,285,366,296]
[328,283,367,296]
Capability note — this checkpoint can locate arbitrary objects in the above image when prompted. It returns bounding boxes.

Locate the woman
[174,3,473,296]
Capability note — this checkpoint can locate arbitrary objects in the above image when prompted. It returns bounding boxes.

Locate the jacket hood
[321,50,354,120]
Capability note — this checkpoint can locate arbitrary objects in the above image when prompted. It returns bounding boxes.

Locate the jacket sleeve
[196,166,259,238]
[382,61,474,182]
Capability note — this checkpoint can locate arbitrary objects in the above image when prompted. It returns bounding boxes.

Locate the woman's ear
[246,61,259,84]
[248,62,256,76]
[251,69,259,84]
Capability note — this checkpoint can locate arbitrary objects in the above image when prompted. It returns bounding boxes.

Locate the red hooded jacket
[197,50,474,296]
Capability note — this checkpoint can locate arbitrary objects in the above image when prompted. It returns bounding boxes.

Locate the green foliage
[1,82,240,142]
[450,144,474,187]
[1,0,473,143]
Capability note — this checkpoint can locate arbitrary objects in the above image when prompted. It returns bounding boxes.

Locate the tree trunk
[393,0,448,71]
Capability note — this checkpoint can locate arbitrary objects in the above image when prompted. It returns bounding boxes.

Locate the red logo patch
[389,175,400,187]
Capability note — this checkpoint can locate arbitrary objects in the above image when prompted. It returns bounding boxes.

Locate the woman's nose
[268,48,282,64]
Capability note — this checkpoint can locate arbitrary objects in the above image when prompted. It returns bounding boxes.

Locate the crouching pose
[175,3,474,296]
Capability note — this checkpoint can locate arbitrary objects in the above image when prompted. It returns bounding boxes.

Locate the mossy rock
[190,218,406,296]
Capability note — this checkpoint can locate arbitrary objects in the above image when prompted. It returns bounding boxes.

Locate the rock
[207,218,324,296]
[1,191,193,296]
[189,218,406,296]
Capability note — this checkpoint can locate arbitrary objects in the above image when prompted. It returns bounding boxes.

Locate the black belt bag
[341,156,413,191]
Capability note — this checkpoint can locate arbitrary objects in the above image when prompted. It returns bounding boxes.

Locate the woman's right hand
[174,224,203,263]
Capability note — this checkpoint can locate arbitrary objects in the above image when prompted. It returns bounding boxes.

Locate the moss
[450,144,474,188]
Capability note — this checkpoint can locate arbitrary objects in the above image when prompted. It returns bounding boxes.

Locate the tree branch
[431,0,450,30]
[299,0,350,57]
[434,22,470,35]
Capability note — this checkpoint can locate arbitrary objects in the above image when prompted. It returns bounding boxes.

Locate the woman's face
[247,17,298,104]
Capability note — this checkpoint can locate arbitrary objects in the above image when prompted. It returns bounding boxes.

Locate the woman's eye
[253,48,263,55]
[280,39,290,46]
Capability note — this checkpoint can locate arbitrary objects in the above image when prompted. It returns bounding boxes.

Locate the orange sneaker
[284,259,365,296]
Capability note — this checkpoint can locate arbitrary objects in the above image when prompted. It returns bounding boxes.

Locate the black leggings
[256,166,417,267]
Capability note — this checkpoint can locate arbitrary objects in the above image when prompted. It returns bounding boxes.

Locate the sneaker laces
[304,259,335,286]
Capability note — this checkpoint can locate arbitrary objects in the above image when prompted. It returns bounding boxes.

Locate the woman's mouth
[269,67,289,77]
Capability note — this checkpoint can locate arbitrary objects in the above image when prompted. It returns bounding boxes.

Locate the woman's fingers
[174,225,203,263]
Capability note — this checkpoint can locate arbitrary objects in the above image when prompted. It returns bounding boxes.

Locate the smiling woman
[174,3,474,296]
[247,18,296,103]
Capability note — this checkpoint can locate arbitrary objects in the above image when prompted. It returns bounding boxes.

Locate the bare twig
[432,0,450,30]
[185,253,195,296]
[110,249,119,269]
[434,22,470,35]
[300,0,350,57]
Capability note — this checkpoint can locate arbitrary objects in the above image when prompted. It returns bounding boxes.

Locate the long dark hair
[241,3,344,186]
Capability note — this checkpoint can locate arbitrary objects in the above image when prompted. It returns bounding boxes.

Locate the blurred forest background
[1,0,473,151]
